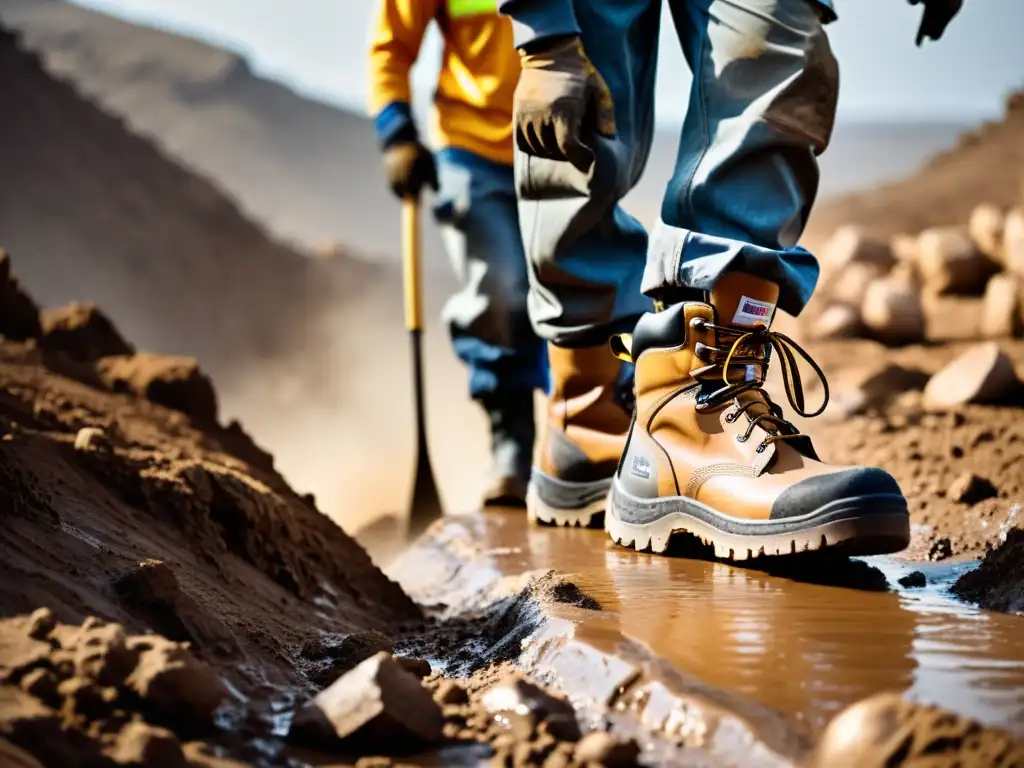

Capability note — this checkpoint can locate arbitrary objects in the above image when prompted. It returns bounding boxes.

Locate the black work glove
[382,140,438,199]
[908,0,963,46]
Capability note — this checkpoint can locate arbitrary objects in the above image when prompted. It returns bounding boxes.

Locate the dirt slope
[0,251,424,759]
[0,24,378,372]
[0,0,400,261]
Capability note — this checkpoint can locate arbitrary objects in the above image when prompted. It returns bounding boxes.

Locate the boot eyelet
[736,434,748,443]
[756,441,767,454]
[725,411,738,423]
[689,317,706,331]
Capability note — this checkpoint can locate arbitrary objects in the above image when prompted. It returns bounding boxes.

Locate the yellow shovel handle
[402,197,423,333]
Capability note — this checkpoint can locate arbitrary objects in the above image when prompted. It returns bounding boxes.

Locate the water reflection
[478,510,1024,735]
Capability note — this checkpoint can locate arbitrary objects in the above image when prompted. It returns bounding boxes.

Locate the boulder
[980,274,1024,338]
[968,203,1005,262]
[917,227,996,296]
[40,304,134,361]
[289,652,442,752]
[861,278,925,346]
[923,343,1021,407]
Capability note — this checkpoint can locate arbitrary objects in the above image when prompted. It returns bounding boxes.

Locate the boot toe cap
[770,468,905,521]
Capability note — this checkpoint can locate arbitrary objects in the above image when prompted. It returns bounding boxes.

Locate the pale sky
[69,0,1024,123]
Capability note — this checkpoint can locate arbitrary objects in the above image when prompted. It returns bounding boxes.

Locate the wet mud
[392,511,1024,744]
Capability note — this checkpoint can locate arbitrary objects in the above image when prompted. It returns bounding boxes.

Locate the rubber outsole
[526,473,609,528]
[607,480,910,559]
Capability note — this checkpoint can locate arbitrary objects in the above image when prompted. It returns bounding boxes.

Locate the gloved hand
[908,0,963,46]
[514,36,616,173]
[383,140,438,199]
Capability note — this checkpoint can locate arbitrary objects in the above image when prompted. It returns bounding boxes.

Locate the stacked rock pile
[808,200,1024,345]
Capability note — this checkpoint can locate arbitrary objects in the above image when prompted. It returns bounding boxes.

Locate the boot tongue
[708,274,782,428]
[710,273,780,331]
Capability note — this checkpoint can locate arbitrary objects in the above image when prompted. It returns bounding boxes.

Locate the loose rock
[125,635,227,723]
[922,342,1021,407]
[96,354,218,423]
[981,273,1024,338]
[24,609,55,642]
[947,473,999,505]
[861,278,925,345]
[289,652,443,752]
[917,227,995,296]
[968,203,1005,261]
[810,693,1024,768]
[40,303,134,361]
[72,622,138,686]
[74,427,113,454]
[481,677,581,743]
[821,225,895,273]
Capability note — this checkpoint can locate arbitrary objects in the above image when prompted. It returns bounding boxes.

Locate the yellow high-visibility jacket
[368,0,519,166]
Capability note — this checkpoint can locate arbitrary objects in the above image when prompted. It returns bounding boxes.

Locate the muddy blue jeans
[434,148,548,399]
[500,0,839,345]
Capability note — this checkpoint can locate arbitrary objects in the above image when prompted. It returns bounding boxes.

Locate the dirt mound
[0,256,419,741]
[952,520,1024,614]
[805,91,1024,250]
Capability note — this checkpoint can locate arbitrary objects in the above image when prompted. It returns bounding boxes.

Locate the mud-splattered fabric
[501,0,839,344]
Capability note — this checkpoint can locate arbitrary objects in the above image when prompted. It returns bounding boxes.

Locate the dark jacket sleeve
[498,0,580,50]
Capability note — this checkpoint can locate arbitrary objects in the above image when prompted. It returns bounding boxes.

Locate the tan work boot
[527,343,633,527]
[606,272,909,559]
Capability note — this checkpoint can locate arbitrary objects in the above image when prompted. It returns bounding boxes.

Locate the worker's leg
[645,0,838,314]
[434,148,546,507]
[513,0,661,526]
[602,1,907,560]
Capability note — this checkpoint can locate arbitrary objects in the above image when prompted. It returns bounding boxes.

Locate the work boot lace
[690,319,830,455]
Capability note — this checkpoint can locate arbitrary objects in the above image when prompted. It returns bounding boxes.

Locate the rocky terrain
[795,92,1024,614]
[1,252,664,767]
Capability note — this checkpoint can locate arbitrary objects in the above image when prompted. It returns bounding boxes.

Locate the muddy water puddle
[459,510,1024,736]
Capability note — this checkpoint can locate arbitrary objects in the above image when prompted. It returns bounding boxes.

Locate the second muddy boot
[528,343,633,527]
[607,273,910,559]
[480,391,535,508]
